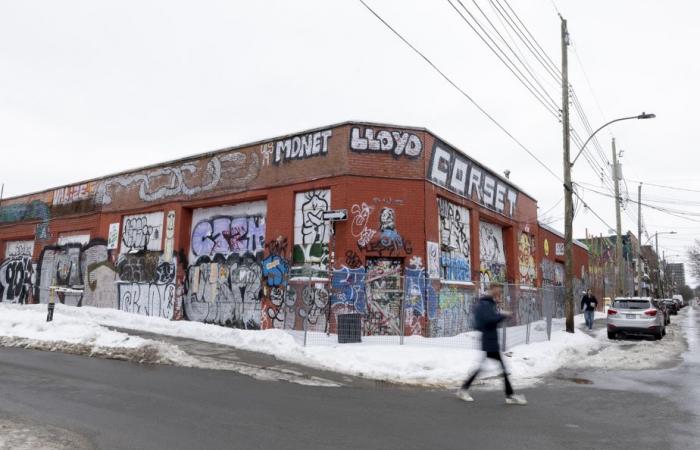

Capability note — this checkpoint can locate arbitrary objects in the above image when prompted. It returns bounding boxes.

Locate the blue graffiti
[0,200,50,224]
[440,255,470,282]
[261,255,288,287]
[331,266,367,314]
[404,267,437,317]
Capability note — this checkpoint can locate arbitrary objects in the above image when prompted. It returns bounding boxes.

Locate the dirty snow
[0,304,688,388]
[0,417,93,450]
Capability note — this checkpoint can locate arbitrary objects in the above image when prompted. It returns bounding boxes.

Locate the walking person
[581,289,598,331]
[456,284,527,405]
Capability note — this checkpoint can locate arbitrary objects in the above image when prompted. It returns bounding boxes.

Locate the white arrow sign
[322,209,348,221]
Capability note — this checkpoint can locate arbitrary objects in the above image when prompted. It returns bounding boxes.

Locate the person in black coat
[581,289,598,330]
[456,284,527,405]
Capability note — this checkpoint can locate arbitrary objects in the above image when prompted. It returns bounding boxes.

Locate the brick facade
[0,121,589,334]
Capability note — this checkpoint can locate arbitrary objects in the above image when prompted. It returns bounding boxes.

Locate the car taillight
[607,309,617,315]
[644,309,657,317]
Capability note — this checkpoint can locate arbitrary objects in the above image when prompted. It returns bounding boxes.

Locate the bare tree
[688,240,700,281]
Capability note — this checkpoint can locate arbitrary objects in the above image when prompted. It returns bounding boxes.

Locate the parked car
[652,299,671,325]
[662,298,678,315]
[672,294,685,309]
[607,297,665,340]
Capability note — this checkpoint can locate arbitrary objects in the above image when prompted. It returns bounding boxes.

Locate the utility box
[337,313,362,344]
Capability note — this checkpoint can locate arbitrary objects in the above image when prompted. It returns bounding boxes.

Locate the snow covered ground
[0,304,688,388]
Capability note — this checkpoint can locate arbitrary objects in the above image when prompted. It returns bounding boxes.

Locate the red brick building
[0,121,589,335]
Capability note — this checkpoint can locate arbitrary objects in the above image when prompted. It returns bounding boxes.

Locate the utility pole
[560,16,574,333]
[656,233,661,297]
[637,183,643,296]
[612,138,624,298]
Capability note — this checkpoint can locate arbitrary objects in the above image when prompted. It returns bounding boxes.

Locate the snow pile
[0,304,683,387]
[0,305,196,366]
[0,304,605,387]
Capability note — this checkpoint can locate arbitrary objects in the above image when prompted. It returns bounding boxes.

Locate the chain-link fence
[272,273,590,350]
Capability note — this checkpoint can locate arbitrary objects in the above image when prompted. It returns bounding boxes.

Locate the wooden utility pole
[612,138,624,297]
[561,16,574,333]
[637,183,643,296]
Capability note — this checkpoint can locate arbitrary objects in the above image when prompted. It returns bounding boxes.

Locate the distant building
[667,263,686,291]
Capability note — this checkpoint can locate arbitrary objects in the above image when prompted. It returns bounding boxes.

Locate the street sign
[322,209,348,221]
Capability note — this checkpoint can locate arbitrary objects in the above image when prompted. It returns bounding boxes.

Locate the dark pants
[462,351,514,396]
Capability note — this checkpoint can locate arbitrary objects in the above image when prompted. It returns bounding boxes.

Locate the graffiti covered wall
[185,201,267,328]
[479,221,506,284]
[292,190,330,278]
[518,231,536,286]
[437,198,471,282]
[121,212,164,253]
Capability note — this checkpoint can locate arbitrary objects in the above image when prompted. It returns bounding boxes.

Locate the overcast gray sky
[1,0,698,283]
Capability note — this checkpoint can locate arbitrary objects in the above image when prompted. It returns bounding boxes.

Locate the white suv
[607,297,665,340]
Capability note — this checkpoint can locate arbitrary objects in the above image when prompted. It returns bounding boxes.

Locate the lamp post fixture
[563,112,656,333]
[570,113,656,167]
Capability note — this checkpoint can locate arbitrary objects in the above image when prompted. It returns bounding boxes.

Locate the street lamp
[563,112,656,333]
[571,113,656,167]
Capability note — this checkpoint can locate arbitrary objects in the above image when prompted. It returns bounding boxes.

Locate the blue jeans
[584,310,594,329]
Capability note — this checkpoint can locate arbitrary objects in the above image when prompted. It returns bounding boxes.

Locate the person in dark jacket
[456,284,527,405]
[581,289,598,330]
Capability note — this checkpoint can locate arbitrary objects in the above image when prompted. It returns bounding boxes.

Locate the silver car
[607,297,665,340]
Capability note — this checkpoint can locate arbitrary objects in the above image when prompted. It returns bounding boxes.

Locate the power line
[446,0,561,117]
[357,0,562,182]
[358,0,617,234]
[496,0,561,78]
[626,180,700,193]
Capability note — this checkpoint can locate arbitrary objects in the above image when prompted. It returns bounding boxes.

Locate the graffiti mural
[36,239,109,306]
[0,200,50,225]
[331,266,367,315]
[426,241,440,279]
[429,287,476,337]
[185,254,262,328]
[5,240,34,258]
[292,189,330,277]
[403,258,435,336]
[350,201,412,257]
[115,249,176,318]
[185,201,267,328]
[121,212,163,253]
[364,258,402,335]
[118,282,175,319]
[438,198,471,282]
[261,236,293,329]
[0,256,33,303]
[52,183,96,206]
[349,126,422,158]
[190,202,266,259]
[97,150,260,205]
[273,130,332,165]
[479,221,506,284]
[518,231,536,286]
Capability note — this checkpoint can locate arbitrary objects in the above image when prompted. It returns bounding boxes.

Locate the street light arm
[570,113,654,167]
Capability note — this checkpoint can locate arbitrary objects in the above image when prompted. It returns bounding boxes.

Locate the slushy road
[0,309,698,449]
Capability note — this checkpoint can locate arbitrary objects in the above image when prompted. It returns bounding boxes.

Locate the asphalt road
[0,310,698,450]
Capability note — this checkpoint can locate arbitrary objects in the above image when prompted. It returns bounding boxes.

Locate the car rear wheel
[654,330,663,340]
[607,331,616,340]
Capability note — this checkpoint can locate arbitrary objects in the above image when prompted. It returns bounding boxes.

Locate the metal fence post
[501,322,507,352]
[399,277,405,346]
[525,297,531,345]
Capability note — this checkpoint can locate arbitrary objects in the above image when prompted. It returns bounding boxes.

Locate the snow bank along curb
[0,305,197,366]
[0,304,686,388]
